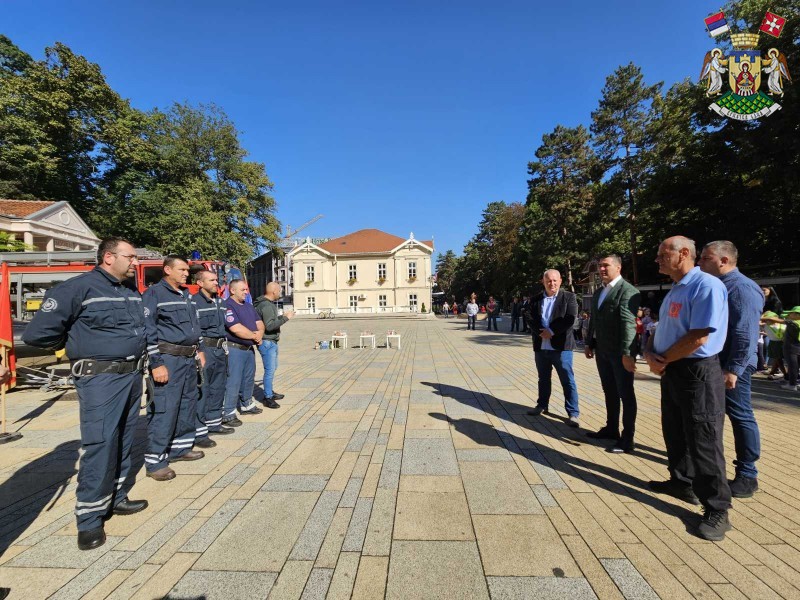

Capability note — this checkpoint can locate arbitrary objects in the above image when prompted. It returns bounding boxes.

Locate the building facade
[289,229,434,314]
[0,199,99,251]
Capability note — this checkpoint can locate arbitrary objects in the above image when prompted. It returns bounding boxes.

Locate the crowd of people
[22,238,295,551]
[17,234,800,550]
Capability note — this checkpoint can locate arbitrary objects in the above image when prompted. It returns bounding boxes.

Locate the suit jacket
[527,290,578,352]
[587,278,641,357]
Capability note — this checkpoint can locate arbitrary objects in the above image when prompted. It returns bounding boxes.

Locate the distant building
[289,229,434,314]
[0,199,99,251]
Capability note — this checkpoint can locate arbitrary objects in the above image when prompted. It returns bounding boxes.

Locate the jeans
[223,347,256,418]
[487,315,498,331]
[661,357,731,511]
[467,315,476,330]
[534,350,580,418]
[258,340,279,399]
[595,351,637,445]
[724,363,760,478]
[510,316,520,331]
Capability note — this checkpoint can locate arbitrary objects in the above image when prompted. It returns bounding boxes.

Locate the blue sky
[4,0,726,261]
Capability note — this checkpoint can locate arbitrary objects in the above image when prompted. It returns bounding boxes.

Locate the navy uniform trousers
[145,354,198,472]
[74,371,142,532]
[198,346,227,436]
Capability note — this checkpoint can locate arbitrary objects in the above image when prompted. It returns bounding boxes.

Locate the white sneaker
[780,382,799,391]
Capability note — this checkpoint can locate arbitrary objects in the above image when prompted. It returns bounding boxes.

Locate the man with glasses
[24,238,149,550]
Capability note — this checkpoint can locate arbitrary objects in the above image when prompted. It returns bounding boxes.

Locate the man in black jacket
[524,270,581,427]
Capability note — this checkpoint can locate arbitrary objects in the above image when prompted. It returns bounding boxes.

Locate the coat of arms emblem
[699,11,792,120]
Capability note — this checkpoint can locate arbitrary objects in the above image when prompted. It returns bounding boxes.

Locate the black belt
[157,342,198,357]
[71,356,146,378]
[227,341,254,351]
[201,337,226,349]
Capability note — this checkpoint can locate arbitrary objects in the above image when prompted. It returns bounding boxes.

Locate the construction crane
[279,214,323,245]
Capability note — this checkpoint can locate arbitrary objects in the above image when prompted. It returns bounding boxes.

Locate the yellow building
[289,229,434,314]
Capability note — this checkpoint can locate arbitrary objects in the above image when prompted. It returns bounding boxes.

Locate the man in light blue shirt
[645,236,732,542]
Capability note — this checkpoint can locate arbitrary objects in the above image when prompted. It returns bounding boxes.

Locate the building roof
[317,229,433,254]
[0,199,58,218]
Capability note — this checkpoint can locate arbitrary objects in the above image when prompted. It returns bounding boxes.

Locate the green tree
[435,250,458,298]
[591,63,662,284]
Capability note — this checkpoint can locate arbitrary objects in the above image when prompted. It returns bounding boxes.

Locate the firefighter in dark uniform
[192,269,234,444]
[22,238,149,551]
[143,256,206,481]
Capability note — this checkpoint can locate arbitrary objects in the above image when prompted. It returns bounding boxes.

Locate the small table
[386,333,401,349]
[359,334,376,349]
[331,334,348,349]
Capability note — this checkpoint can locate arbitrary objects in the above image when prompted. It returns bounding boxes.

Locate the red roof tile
[0,199,57,218]
[317,229,433,254]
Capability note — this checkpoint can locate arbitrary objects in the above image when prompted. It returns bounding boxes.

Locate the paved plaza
[1,316,800,599]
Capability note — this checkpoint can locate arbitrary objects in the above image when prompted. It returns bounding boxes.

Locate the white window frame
[306,265,315,282]
[307,297,316,312]
[409,293,418,308]
[378,263,387,280]
[408,262,417,280]
[349,295,358,311]
[348,264,357,281]
[379,294,387,308]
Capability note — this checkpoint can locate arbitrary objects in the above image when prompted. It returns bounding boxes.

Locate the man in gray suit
[585,255,641,453]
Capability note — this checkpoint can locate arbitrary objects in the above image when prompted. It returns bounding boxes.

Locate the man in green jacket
[254,282,294,408]
[585,255,641,453]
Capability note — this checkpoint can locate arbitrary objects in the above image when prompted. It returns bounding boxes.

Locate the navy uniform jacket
[143,279,202,369]
[192,291,227,338]
[22,267,146,361]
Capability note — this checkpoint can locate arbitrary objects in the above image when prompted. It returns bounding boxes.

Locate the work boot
[587,427,620,440]
[171,450,204,462]
[527,405,548,416]
[77,527,106,551]
[697,509,732,541]
[194,437,217,448]
[648,479,700,505]
[113,498,149,516]
[209,426,236,435]
[147,467,176,481]
[729,475,759,498]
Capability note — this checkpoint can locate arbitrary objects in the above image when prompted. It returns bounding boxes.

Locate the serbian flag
[760,11,787,38]
[0,262,16,388]
[704,11,730,37]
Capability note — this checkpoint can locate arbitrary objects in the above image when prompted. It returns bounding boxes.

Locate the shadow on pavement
[0,440,80,555]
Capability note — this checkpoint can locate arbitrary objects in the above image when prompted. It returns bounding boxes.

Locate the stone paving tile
[600,558,662,600]
[386,541,489,599]
[168,570,278,600]
[461,462,543,515]
[120,509,198,569]
[48,550,129,600]
[0,566,80,599]
[267,560,314,599]
[300,567,335,599]
[289,490,343,561]
[341,497,373,552]
[345,431,368,452]
[456,448,513,462]
[338,477,363,508]
[334,395,374,410]
[8,534,122,569]
[377,449,402,490]
[395,491,474,540]
[401,438,459,476]
[262,474,330,492]
[487,576,599,600]
[180,499,247,553]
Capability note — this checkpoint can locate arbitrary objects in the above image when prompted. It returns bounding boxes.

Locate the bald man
[254,282,294,408]
[525,269,581,427]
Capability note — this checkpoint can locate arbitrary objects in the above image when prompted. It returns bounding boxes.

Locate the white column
[23,231,34,249]
[46,238,55,252]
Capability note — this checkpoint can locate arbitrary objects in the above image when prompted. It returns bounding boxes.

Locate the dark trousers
[510,316,520,331]
[787,350,799,386]
[467,315,476,330]
[145,354,198,472]
[724,363,760,478]
[199,346,227,436]
[487,315,498,331]
[595,351,637,445]
[661,357,731,511]
[74,371,142,531]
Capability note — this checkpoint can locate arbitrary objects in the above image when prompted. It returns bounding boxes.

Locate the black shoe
[222,417,243,427]
[77,527,106,551]
[648,479,701,505]
[0,588,10,600]
[240,404,263,415]
[113,498,149,516]
[209,426,236,435]
[587,427,620,440]
[607,442,635,454]
[264,398,281,409]
[270,392,285,400]
[729,475,759,498]
[195,437,217,448]
[697,509,732,541]
[527,405,548,416]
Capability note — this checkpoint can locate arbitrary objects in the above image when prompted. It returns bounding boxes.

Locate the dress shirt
[597,275,622,308]
[541,293,558,351]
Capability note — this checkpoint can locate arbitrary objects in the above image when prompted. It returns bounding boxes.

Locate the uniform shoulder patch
[41,298,58,312]
[225,309,235,323]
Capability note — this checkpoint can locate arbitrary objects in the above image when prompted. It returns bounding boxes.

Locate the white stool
[331,334,348,349]
[386,334,401,349]
[359,334,376,349]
